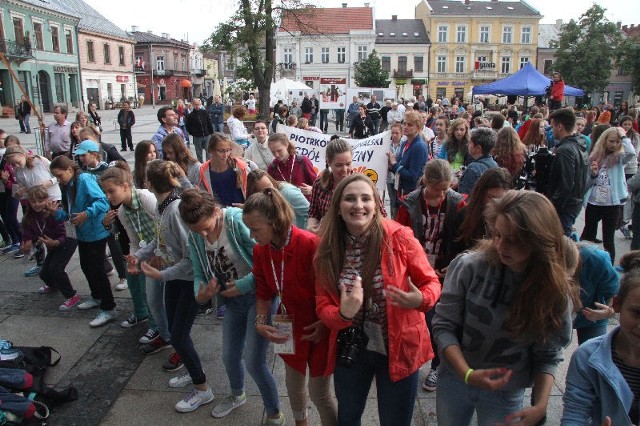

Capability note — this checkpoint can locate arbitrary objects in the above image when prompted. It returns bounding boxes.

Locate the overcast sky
[84,0,640,45]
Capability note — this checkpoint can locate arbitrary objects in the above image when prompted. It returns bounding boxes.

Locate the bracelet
[464,368,474,384]
[339,309,353,322]
[255,314,269,326]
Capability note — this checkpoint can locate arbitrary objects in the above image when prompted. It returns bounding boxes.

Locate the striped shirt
[612,348,640,425]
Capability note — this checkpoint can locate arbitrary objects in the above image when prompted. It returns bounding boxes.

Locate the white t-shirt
[204,211,252,286]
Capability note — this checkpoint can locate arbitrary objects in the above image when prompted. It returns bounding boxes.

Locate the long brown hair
[133,140,155,189]
[50,155,82,201]
[162,133,198,173]
[320,138,352,189]
[493,127,526,177]
[243,188,293,245]
[314,174,384,296]
[246,169,282,198]
[145,160,182,194]
[479,190,576,342]
[522,118,545,148]
[444,118,470,161]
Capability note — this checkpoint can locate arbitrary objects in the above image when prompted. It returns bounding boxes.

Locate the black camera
[337,326,368,368]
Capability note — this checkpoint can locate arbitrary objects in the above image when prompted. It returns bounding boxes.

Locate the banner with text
[276,124,391,194]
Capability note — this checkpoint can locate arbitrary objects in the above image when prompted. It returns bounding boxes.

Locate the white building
[275,5,376,90]
[190,44,205,97]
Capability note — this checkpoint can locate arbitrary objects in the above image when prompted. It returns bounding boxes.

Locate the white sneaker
[78,299,100,310]
[89,310,115,327]
[115,279,128,291]
[212,392,247,418]
[175,387,214,413]
[139,329,159,344]
[169,372,193,388]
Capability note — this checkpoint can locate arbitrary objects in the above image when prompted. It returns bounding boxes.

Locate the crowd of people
[1,94,640,426]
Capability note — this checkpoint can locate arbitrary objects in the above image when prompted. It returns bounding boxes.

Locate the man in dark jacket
[185,98,214,163]
[546,108,588,236]
[208,95,225,133]
[301,94,312,120]
[116,101,135,151]
[366,95,382,134]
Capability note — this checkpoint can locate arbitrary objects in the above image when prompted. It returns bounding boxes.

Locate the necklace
[275,155,295,183]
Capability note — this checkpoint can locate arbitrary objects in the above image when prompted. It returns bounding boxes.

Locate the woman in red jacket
[243,188,336,426]
[314,173,441,426]
[549,72,565,111]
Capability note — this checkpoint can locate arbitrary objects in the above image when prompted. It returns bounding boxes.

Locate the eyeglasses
[215,149,233,154]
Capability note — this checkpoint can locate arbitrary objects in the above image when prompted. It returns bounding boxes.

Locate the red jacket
[315,219,441,381]
[551,80,565,102]
[254,226,330,377]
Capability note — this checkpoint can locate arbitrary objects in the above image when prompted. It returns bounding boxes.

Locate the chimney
[364,2,370,6]
[342,3,347,7]
[392,15,397,21]
[131,25,139,32]
[146,30,153,34]
[464,0,470,4]
[162,32,170,39]
[556,19,563,26]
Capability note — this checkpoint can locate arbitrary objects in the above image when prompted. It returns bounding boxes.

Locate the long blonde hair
[315,174,384,296]
[590,127,625,168]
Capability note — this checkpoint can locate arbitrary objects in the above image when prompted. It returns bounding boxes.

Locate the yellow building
[416,0,541,101]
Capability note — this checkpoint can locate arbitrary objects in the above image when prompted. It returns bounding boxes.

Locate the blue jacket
[390,134,428,194]
[188,207,256,298]
[561,327,636,425]
[208,102,225,124]
[54,173,110,242]
[458,155,498,195]
[584,137,636,207]
[574,244,619,330]
[151,125,185,158]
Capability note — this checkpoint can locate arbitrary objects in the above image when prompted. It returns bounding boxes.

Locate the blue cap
[74,140,100,155]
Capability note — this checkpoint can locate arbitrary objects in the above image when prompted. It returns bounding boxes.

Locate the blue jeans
[192,135,210,164]
[165,279,206,385]
[23,113,31,133]
[436,366,524,426]
[213,122,224,133]
[334,350,419,426]
[558,210,578,238]
[222,293,280,416]
[147,278,169,341]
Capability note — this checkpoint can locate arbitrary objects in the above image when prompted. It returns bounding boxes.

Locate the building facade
[275,5,376,91]
[0,0,81,114]
[375,16,430,100]
[189,44,205,98]
[131,30,192,105]
[416,0,541,101]
[202,51,219,99]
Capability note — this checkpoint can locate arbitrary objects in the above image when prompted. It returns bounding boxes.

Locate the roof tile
[279,7,373,34]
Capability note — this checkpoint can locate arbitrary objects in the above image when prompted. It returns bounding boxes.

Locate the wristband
[339,309,353,322]
[464,368,474,384]
[255,314,269,326]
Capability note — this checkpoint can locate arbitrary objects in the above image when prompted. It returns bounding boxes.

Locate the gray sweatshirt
[134,199,193,283]
[433,251,572,390]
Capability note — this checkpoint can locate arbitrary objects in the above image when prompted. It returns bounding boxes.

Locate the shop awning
[181,80,192,88]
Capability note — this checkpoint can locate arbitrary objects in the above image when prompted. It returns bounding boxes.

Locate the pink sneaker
[38,285,57,294]
[59,294,80,311]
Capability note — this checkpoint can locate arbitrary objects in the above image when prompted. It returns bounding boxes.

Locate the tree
[550,5,623,96]
[354,50,389,88]
[617,35,640,95]
[203,0,314,117]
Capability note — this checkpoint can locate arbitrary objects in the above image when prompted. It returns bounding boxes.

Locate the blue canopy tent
[472,63,584,97]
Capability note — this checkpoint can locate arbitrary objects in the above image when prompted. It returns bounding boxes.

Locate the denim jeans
[127,272,153,328]
[78,238,115,311]
[40,237,77,298]
[23,113,31,133]
[213,123,224,133]
[558,210,578,238]
[334,350,419,426]
[192,135,210,164]
[148,278,170,341]
[580,203,618,264]
[0,192,21,244]
[222,293,280,416]
[165,279,206,385]
[0,368,32,389]
[320,110,329,133]
[0,385,32,416]
[334,110,345,132]
[436,365,524,426]
[426,306,440,370]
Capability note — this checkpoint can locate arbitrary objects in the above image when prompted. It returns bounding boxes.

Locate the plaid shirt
[122,189,156,245]
[308,173,387,221]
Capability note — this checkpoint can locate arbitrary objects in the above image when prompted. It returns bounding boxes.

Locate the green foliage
[617,36,640,94]
[551,5,623,95]
[354,50,390,88]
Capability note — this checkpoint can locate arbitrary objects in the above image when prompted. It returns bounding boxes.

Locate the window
[477,55,487,63]
[156,55,165,71]
[33,22,44,50]
[12,17,24,45]
[118,46,125,66]
[173,53,178,70]
[438,25,448,43]
[283,48,292,65]
[519,57,529,69]
[457,25,466,43]
[437,55,447,73]
[51,26,60,52]
[135,55,143,69]
[87,40,94,62]
[502,26,512,44]
[414,56,423,72]
[398,56,407,72]
[480,26,490,43]
[381,56,390,72]
[455,56,465,73]
[305,47,313,63]
[521,27,531,44]
[103,43,110,64]
[501,56,511,74]
[337,47,346,63]
[358,46,367,61]
[65,29,73,54]
[225,55,233,71]
[543,59,553,75]
[181,54,186,71]
[321,47,329,64]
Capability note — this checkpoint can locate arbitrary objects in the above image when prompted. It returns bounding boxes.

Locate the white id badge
[272,314,295,355]
[64,221,77,239]
[394,172,400,191]
[364,321,387,356]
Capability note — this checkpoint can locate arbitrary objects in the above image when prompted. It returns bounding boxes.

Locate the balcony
[471,69,497,80]
[0,39,34,59]
[155,69,174,76]
[393,69,413,79]
[134,65,145,73]
[191,68,205,77]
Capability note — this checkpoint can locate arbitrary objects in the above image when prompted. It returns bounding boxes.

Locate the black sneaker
[140,337,171,355]
[162,351,184,372]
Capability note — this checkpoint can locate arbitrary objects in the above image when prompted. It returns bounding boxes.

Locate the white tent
[270,78,312,107]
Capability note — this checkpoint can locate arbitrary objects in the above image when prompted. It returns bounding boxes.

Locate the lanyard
[269,246,287,315]
[130,210,144,241]
[276,155,295,183]
[35,218,46,236]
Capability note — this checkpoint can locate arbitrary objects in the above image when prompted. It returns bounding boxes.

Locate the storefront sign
[475,62,496,70]
[452,81,466,87]
[116,75,129,83]
[53,66,77,73]
[303,76,320,81]
[437,81,449,86]
[320,77,346,84]
[411,79,427,85]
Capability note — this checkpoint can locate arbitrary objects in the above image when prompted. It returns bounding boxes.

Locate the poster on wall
[345,87,396,105]
[318,78,347,110]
